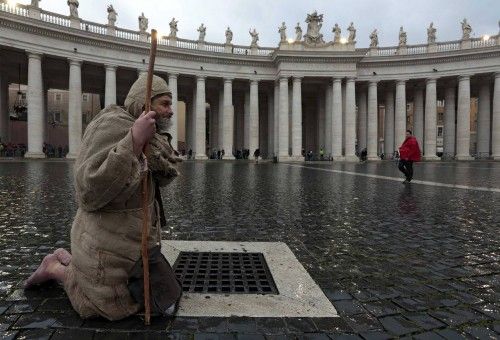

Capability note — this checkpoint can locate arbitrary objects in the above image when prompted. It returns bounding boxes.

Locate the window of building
[82,94,88,102]
[437,127,443,137]
[55,93,61,101]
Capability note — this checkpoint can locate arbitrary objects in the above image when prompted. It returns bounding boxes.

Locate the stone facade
[0,4,499,160]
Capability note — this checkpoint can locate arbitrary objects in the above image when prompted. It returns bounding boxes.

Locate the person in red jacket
[398,130,421,183]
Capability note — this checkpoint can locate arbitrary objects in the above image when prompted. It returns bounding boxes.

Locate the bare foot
[53,248,72,266]
[24,254,61,288]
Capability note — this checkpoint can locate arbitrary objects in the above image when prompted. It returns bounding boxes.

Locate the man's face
[151,94,173,119]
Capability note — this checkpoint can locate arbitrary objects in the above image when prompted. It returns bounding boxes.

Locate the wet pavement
[0,159,499,339]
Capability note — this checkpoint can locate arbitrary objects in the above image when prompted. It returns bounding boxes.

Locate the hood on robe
[124,74,172,118]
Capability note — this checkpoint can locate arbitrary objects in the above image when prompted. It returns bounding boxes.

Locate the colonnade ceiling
[0,48,27,84]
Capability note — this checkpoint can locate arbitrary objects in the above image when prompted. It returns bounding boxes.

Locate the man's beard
[157,117,173,134]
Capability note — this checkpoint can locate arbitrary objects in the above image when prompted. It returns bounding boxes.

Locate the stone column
[456,75,473,160]
[0,72,8,143]
[413,85,424,148]
[367,80,378,160]
[345,77,357,161]
[185,95,193,152]
[492,73,500,160]
[249,79,259,154]
[384,88,395,157]
[395,80,407,148]
[324,83,332,155]
[476,80,491,158]
[104,65,116,107]
[243,88,250,150]
[168,73,178,149]
[25,52,45,158]
[357,89,367,151]
[222,78,235,159]
[443,85,456,158]
[218,87,224,149]
[423,78,439,160]
[317,92,325,155]
[291,77,302,159]
[278,77,289,159]
[194,75,207,159]
[273,82,279,156]
[267,91,274,158]
[66,59,83,159]
[332,78,343,159]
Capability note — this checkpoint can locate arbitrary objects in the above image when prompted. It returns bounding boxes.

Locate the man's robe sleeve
[74,114,143,212]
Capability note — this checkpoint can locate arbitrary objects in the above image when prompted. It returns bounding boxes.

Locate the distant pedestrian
[188,148,193,159]
[398,130,421,183]
[360,148,367,162]
[319,148,324,160]
[221,149,225,159]
[253,148,260,163]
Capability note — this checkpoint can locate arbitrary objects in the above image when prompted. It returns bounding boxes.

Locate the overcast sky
[15,0,500,47]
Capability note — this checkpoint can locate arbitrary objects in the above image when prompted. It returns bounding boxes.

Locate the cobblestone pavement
[0,160,499,339]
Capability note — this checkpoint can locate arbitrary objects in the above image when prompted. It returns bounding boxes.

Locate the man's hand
[131,110,157,156]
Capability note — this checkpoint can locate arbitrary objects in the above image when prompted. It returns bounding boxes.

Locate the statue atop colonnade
[107,5,117,27]
[138,12,148,32]
[461,18,472,40]
[67,0,79,18]
[427,22,436,44]
[304,11,325,45]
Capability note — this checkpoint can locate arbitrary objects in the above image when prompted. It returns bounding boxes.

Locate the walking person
[398,130,421,183]
[253,148,260,163]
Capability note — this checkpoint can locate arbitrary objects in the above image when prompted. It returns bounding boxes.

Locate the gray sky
[16,0,500,47]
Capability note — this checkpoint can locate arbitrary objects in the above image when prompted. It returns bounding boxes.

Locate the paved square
[163,240,338,317]
[0,160,499,338]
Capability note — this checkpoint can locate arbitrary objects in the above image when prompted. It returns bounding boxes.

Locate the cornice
[358,48,500,68]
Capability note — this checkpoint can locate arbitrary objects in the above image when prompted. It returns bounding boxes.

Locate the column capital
[494,72,500,79]
[104,64,117,71]
[396,79,408,85]
[368,80,378,85]
[458,75,471,81]
[223,77,234,83]
[425,77,438,84]
[196,75,206,81]
[168,72,179,78]
[26,52,43,60]
[292,76,303,82]
[346,77,356,82]
[68,59,83,66]
[332,77,342,83]
[250,79,259,85]
[278,76,288,82]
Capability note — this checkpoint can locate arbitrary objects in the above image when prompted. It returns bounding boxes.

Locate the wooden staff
[141,28,157,326]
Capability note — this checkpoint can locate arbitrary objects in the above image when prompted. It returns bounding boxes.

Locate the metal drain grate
[173,252,279,295]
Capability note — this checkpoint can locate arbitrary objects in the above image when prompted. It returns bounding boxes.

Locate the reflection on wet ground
[0,160,499,338]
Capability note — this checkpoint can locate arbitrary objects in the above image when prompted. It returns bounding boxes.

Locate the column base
[24,152,46,159]
[288,156,305,162]
[221,155,235,160]
[492,155,500,161]
[194,154,208,160]
[367,155,380,161]
[344,155,359,162]
[332,156,345,161]
[455,155,474,161]
[422,155,440,161]
[276,155,293,162]
[65,153,78,160]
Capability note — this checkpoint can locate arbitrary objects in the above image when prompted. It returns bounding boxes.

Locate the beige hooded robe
[64,74,179,320]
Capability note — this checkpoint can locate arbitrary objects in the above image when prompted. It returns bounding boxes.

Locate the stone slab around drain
[161,240,338,318]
